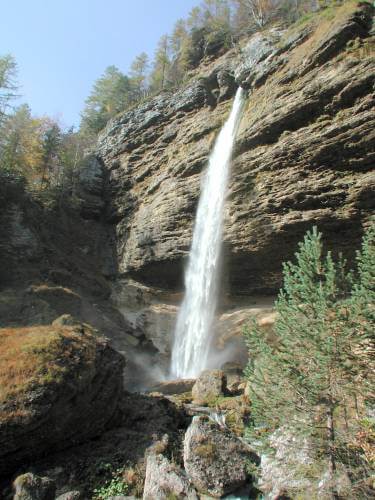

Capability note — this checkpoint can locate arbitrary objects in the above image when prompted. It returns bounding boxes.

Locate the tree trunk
[326,404,339,499]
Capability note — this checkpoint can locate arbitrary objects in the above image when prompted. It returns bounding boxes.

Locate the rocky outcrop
[55,492,81,500]
[73,154,105,219]
[13,473,56,500]
[192,370,227,405]
[0,321,124,476]
[148,378,195,395]
[183,416,259,497]
[143,454,198,500]
[97,2,374,295]
[257,428,352,498]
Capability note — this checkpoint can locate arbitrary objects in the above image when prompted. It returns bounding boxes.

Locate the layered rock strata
[97,2,374,296]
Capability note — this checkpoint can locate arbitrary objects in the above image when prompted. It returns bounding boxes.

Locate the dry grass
[280,0,363,72]
[240,0,366,141]
[0,324,97,419]
[195,442,216,460]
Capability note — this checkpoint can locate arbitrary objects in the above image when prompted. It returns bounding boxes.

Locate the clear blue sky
[0,0,199,128]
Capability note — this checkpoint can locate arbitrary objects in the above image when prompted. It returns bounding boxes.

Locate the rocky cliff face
[0,2,373,383]
[97,1,374,298]
[0,4,373,496]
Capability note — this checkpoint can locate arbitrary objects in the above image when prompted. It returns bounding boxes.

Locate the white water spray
[171,87,246,379]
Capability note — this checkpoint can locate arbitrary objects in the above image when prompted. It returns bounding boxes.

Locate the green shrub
[92,465,129,500]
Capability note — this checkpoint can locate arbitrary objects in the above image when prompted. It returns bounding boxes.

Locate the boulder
[183,416,259,497]
[119,393,188,437]
[148,378,195,395]
[0,322,124,475]
[143,453,198,500]
[217,69,237,102]
[221,362,244,392]
[192,370,227,405]
[13,473,55,500]
[55,492,81,500]
[107,497,137,500]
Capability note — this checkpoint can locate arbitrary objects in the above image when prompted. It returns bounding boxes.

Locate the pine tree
[40,123,62,188]
[150,35,171,92]
[168,19,189,85]
[187,6,204,29]
[0,54,18,123]
[244,225,375,497]
[80,65,133,134]
[130,52,149,99]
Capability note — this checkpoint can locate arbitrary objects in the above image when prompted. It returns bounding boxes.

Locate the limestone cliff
[0,5,374,494]
[97,1,374,297]
[0,2,374,380]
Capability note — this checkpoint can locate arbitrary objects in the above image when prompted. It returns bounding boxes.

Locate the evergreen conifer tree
[244,225,375,497]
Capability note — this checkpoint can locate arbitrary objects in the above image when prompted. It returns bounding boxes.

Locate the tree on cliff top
[244,225,375,497]
[80,65,134,134]
[130,52,149,100]
[150,35,171,92]
[0,54,19,124]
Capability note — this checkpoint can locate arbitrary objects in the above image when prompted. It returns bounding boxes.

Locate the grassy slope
[0,323,98,421]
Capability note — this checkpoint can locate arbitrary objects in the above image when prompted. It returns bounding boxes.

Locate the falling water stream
[171,87,246,379]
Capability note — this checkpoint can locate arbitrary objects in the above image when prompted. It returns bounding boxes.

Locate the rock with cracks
[13,473,56,500]
[143,453,198,500]
[183,416,259,497]
[192,369,227,405]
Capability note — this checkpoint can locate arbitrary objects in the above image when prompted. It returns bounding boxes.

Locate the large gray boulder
[258,427,352,498]
[183,416,259,497]
[143,453,198,500]
[192,369,227,405]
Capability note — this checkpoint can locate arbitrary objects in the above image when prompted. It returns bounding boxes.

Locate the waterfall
[171,87,246,379]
